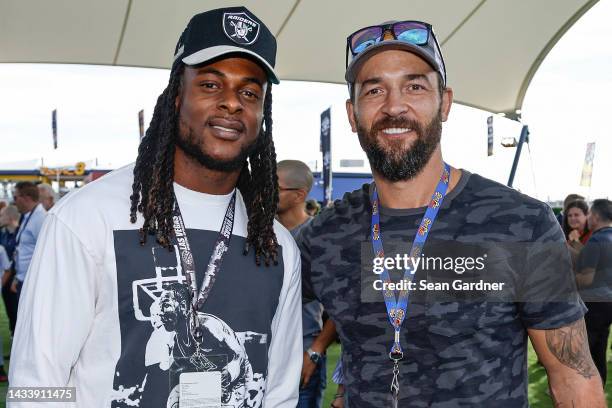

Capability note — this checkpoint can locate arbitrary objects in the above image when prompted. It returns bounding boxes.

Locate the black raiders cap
[173,6,279,84]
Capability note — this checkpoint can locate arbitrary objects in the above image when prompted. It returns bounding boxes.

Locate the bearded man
[298,20,604,407]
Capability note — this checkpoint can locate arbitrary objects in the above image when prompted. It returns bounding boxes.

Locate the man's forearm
[534,320,605,407]
[310,319,337,354]
[547,355,605,408]
[548,374,604,407]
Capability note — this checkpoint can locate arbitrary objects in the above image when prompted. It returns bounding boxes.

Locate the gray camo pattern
[297,171,586,407]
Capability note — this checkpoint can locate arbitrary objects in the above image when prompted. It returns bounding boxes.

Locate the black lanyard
[168,190,236,341]
[16,207,35,246]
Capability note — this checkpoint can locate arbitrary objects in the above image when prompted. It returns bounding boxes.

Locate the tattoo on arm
[545,319,598,379]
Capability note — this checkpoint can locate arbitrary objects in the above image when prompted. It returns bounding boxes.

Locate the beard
[357,108,442,182]
[176,122,258,173]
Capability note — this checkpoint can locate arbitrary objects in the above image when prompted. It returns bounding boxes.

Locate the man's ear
[440,86,453,122]
[346,99,358,133]
[296,189,308,203]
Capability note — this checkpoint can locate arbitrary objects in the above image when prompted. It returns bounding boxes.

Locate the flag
[52,109,58,149]
[487,115,493,156]
[580,142,596,187]
[320,108,332,206]
[138,110,145,140]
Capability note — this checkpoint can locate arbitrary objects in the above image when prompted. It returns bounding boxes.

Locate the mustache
[207,115,246,132]
[370,116,423,135]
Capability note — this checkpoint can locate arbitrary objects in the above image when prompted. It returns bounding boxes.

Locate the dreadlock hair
[129,61,279,266]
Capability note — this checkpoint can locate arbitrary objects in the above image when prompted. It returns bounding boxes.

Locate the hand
[300,351,317,388]
[568,229,581,242]
[10,280,17,294]
[330,384,345,408]
[1,271,10,287]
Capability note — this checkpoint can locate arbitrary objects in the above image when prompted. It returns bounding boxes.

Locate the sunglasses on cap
[344,20,447,88]
[346,21,432,67]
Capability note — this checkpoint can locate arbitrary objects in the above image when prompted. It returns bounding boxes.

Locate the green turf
[0,298,610,408]
[323,343,342,406]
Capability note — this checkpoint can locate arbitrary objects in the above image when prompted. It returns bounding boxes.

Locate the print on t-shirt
[110,229,283,408]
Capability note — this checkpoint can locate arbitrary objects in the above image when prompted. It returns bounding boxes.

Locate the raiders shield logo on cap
[223,12,260,45]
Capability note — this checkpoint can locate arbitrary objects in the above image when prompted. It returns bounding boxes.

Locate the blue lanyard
[370,163,451,361]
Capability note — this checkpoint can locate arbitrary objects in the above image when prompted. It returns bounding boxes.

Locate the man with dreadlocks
[9,7,302,408]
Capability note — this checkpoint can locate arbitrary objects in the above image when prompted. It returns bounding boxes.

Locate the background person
[277,160,315,232]
[330,358,345,408]
[0,245,10,381]
[564,199,592,247]
[557,193,585,225]
[0,205,19,259]
[576,199,612,386]
[564,199,592,267]
[37,183,57,211]
[0,205,20,334]
[276,159,336,408]
[11,182,46,298]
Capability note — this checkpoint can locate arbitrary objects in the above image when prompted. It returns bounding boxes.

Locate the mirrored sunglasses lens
[351,27,383,54]
[394,22,428,45]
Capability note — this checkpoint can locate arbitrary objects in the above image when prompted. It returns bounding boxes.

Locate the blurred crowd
[557,194,612,385]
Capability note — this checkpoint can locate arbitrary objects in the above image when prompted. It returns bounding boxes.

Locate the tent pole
[507,125,530,187]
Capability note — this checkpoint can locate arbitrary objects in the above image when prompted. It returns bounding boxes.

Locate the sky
[0,0,610,202]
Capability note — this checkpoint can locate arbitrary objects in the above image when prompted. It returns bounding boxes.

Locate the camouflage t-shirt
[297,170,586,407]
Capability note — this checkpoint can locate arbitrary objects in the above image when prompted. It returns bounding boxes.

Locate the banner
[138,110,145,140]
[52,109,58,149]
[320,108,332,206]
[487,115,493,156]
[580,142,596,187]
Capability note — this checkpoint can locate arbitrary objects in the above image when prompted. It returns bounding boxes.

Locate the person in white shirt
[9,6,302,408]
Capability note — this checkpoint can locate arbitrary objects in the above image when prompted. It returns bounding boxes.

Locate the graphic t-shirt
[9,164,302,408]
[298,170,585,407]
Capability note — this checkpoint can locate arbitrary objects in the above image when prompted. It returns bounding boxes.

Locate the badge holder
[169,353,228,408]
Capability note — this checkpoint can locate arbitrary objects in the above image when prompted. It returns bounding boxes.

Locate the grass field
[0,303,610,408]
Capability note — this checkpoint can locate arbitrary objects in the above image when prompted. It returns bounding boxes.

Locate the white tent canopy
[0,0,598,119]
